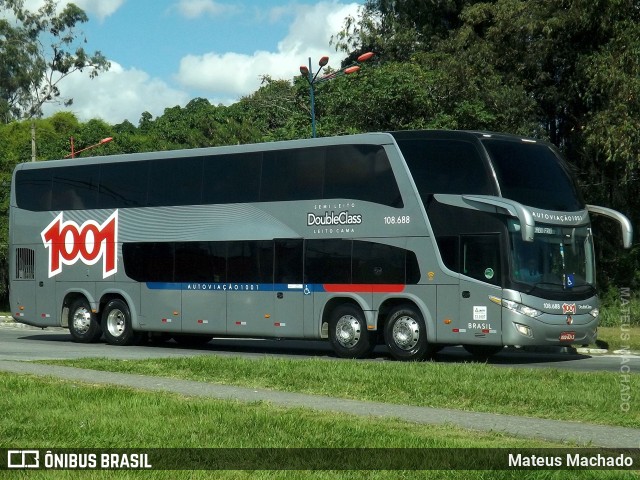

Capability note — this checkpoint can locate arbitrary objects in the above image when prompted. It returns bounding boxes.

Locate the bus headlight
[489,296,542,318]
[589,308,599,318]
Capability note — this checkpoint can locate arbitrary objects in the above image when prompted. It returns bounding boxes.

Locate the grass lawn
[596,326,640,352]
[42,354,639,428]
[1,372,635,480]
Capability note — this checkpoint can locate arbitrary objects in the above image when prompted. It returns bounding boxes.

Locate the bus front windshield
[509,221,596,294]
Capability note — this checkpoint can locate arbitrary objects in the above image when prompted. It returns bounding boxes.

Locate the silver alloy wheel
[72,307,91,335]
[392,315,420,350]
[335,314,361,348]
[106,308,126,338]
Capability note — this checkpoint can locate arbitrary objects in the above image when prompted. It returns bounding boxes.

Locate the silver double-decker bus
[9,130,633,360]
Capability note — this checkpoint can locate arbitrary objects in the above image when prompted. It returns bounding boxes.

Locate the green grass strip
[42,355,639,428]
[0,373,634,480]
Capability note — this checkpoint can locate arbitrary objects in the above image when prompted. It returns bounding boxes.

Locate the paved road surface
[0,324,637,374]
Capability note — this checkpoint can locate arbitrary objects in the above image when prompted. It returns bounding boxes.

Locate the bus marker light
[274,322,286,327]
[235,321,246,326]
[161,318,172,323]
[444,318,451,324]
[452,328,459,333]
[265,314,271,319]
[173,311,179,315]
[514,323,532,338]
[367,325,375,330]
[19,306,24,310]
[482,329,490,334]
[197,319,209,324]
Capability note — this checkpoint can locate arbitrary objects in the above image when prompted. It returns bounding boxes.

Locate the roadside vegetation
[1,372,635,480]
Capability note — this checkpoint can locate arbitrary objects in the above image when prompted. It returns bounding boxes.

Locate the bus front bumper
[502,311,598,347]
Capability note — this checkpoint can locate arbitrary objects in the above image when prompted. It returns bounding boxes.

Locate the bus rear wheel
[329,304,375,359]
[384,305,430,361]
[68,298,102,343]
[101,299,140,346]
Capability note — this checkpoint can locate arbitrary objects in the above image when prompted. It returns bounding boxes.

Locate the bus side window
[304,239,352,284]
[275,239,303,284]
[460,234,501,286]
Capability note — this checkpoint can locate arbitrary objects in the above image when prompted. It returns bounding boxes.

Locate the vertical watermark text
[619,287,632,413]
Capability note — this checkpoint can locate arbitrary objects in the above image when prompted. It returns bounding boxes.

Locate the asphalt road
[1,323,638,372]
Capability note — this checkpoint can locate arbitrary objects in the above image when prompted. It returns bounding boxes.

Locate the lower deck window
[123,239,420,285]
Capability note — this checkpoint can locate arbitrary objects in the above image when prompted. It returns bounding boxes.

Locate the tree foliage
[0,0,110,121]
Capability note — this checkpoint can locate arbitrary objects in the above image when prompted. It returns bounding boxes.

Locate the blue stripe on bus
[145,282,321,292]
[145,283,406,293]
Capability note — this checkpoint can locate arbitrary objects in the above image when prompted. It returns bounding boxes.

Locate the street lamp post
[299,52,374,138]
[66,136,113,158]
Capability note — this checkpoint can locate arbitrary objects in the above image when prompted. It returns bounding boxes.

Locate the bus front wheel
[329,304,375,359]
[101,299,140,346]
[68,298,102,343]
[384,305,430,361]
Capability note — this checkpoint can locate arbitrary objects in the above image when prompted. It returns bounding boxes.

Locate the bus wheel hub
[336,315,361,348]
[72,308,91,334]
[393,316,419,350]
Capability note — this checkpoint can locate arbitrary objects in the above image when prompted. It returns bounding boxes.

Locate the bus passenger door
[272,239,306,338]
[458,235,503,344]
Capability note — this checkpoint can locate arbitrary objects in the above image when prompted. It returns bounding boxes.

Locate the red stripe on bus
[323,284,406,293]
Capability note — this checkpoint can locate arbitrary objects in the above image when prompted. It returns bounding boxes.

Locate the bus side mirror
[587,205,633,249]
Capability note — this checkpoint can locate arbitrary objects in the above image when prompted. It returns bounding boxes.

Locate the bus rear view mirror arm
[433,194,535,242]
[587,205,633,249]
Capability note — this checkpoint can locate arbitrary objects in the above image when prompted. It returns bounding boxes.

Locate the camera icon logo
[7,450,40,469]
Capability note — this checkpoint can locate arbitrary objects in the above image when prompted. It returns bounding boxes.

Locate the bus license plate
[559,331,575,342]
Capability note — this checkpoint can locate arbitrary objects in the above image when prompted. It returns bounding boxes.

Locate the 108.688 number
[384,215,411,225]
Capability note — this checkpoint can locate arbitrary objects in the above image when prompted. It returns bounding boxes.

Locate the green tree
[0,0,110,120]
[0,0,110,161]
[334,0,482,62]
[234,76,304,141]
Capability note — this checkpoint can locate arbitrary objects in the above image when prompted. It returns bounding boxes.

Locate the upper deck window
[399,139,496,205]
[482,139,585,212]
[15,144,403,211]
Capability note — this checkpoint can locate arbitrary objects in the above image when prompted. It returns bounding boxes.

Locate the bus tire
[384,304,430,361]
[329,304,374,359]
[101,299,140,346]
[68,298,102,343]
[463,345,503,358]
